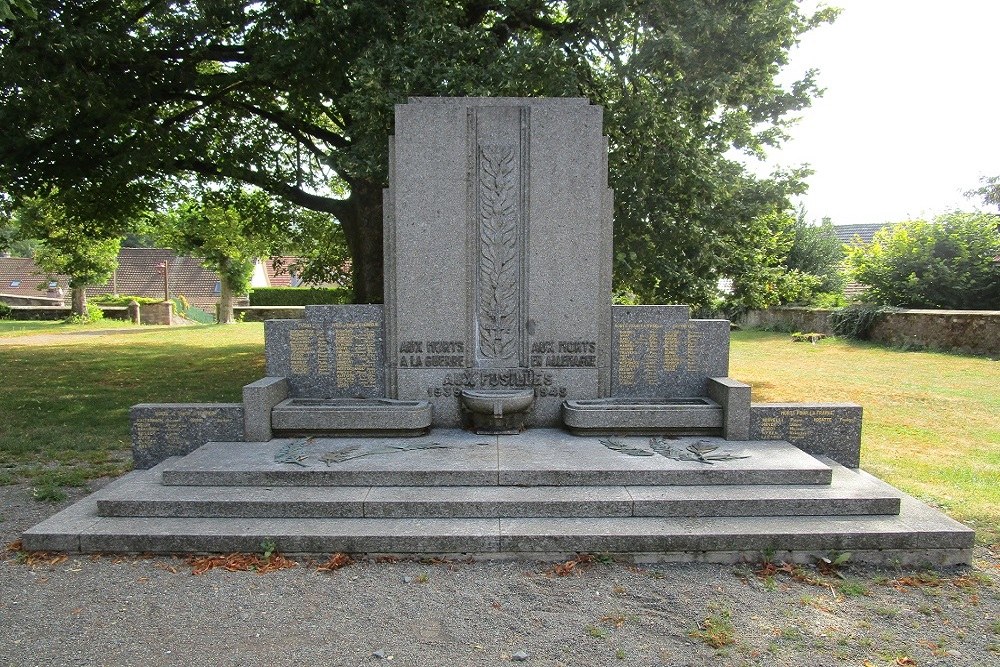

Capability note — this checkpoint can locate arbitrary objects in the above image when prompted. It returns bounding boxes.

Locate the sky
[750,0,1000,226]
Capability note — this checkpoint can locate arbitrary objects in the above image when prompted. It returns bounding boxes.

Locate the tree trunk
[218,276,235,324]
[339,180,385,304]
[71,286,87,316]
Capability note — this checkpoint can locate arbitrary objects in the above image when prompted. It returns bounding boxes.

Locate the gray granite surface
[264,305,385,399]
[750,403,863,468]
[611,306,730,397]
[130,403,244,469]
[242,376,288,441]
[384,98,612,425]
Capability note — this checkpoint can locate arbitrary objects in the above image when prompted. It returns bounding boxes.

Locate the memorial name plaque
[131,403,245,469]
[265,305,385,399]
[750,403,863,468]
[611,306,729,398]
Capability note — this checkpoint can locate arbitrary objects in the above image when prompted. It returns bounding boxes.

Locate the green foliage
[809,291,848,309]
[89,294,160,306]
[249,287,352,306]
[0,212,40,257]
[0,1,837,305]
[154,187,285,297]
[846,213,1000,309]
[15,194,121,291]
[785,214,845,296]
[282,209,353,289]
[0,302,12,319]
[64,302,105,324]
[969,175,1000,211]
[829,304,894,341]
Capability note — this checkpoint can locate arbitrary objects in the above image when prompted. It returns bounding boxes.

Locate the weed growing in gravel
[585,625,608,640]
[991,620,1000,634]
[31,483,67,502]
[261,539,277,560]
[414,572,430,584]
[838,579,870,597]
[690,604,735,649]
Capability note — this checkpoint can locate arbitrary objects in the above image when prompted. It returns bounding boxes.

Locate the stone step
[160,430,833,487]
[96,466,900,519]
[22,469,973,566]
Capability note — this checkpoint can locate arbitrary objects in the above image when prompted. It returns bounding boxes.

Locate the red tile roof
[265,256,302,287]
[88,248,222,310]
[1,250,225,310]
[0,257,69,300]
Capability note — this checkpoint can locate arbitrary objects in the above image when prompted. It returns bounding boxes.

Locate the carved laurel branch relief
[478,143,519,360]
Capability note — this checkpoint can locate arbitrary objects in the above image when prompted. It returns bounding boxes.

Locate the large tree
[0,1,835,305]
[15,193,121,315]
[153,185,290,323]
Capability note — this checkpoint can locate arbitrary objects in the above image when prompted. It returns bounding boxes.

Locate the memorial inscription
[749,403,863,468]
[265,305,386,399]
[611,306,729,398]
[131,403,245,469]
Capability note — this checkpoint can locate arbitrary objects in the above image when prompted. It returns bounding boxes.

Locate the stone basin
[461,388,535,435]
[271,398,432,436]
[562,397,723,435]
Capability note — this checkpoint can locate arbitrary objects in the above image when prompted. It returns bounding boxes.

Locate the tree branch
[175,158,352,218]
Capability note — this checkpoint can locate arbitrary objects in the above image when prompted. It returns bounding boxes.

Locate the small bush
[0,302,12,320]
[829,304,896,340]
[249,286,352,306]
[63,302,105,324]
[89,294,160,306]
[791,332,827,343]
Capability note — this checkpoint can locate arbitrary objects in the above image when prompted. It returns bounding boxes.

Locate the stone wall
[0,294,65,307]
[740,307,1000,356]
[739,307,835,334]
[139,301,173,325]
[869,310,1000,356]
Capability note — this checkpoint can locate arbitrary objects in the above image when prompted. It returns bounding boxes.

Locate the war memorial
[24,98,973,564]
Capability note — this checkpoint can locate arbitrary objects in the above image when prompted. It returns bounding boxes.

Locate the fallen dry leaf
[316,552,354,571]
[186,552,297,575]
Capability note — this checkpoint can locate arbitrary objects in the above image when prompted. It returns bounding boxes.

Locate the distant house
[0,255,68,304]
[832,223,892,246]
[262,256,305,287]
[0,249,302,310]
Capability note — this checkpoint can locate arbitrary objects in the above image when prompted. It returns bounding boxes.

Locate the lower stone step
[159,430,833,487]
[22,468,973,566]
[96,466,901,519]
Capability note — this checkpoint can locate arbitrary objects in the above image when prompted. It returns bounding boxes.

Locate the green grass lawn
[0,323,265,489]
[731,330,999,545]
[0,322,996,544]
[0,320,139,337]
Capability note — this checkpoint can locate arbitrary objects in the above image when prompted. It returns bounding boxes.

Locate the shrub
[249,286,352,306]
[829,304,896,340]
[89,294,161,306]
[64,302,105,324]
[846,213,1000,309]
[0,302,12,319]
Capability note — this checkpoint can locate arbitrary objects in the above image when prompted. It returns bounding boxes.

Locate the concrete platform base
[22,430,975,565]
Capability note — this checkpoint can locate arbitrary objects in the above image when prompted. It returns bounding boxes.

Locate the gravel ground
[2,481,998,667]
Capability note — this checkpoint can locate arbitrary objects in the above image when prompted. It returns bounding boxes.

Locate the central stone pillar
[384,98,613,427]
